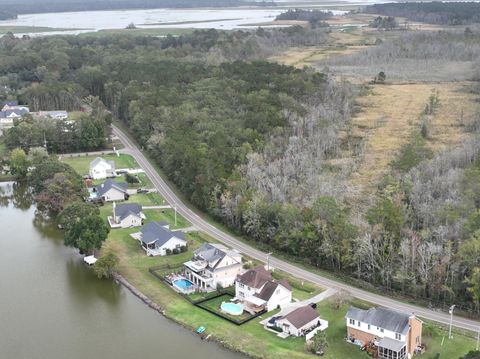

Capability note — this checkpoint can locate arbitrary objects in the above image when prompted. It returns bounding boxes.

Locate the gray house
[131,221,187,256]
[94,179,128,202]
[109,203,145,228]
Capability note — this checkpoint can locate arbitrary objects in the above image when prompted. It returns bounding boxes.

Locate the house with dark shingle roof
[109,202,145,228]
[94,179,128,202]
[345,306,423,359]
[235,266,292,312]
[275,305,321,337]
[183,243,243,291]
[131,221,187,257]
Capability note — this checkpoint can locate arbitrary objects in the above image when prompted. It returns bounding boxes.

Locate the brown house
[346,306,423,359]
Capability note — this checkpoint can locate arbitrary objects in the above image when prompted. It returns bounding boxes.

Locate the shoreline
[112,271,254,358]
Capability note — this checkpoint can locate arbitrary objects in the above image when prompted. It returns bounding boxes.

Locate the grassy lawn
[61,153,138,176]
[128,193,166,206]
[0,138,7,157]
[143,208,190,229]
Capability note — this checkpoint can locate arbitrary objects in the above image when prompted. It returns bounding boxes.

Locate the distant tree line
[276,8,332,28]
[0,10,16,20]
[364,2,480,25]
[0,0,269,15]
[369,16,398,30]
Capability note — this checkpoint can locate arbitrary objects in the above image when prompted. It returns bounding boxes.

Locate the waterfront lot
[101,224,479,359]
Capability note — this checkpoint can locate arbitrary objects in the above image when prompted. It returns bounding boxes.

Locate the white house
[89,157,116,179]
[183,243,243,291]
[345,306,423,359]
[32,110,68,120]
[109,202,145,228]
[275,305,322,337]
[131,221,187,256]
[94,179,128,202]
[235,266,292,312]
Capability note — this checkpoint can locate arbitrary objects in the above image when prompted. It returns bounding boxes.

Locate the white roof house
[89,157,116,179]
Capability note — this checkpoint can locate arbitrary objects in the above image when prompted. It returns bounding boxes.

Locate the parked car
[137,188,149,194]
[266,316,281,328]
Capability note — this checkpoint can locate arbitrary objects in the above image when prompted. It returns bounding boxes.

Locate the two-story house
[183,243,243,291]
[346,306,423,359]
[89,157,116,180]
[235,266,292,313]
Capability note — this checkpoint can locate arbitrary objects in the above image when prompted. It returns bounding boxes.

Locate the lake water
[0,182,244,359]
[0,6,353,36]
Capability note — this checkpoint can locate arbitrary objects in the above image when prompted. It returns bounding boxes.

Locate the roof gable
[96,179,127,197]
[140,221,185,247]
[282,305,319,329]
[115,203,142,221]
[237,266,272,289]
[346,307,411,335]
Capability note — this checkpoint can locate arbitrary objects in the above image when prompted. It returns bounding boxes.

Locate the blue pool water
[221,302,244,316]
[173,279,194,292]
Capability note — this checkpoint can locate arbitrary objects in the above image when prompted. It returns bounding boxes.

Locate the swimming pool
[172,278,194,292]
[221,302,244,316]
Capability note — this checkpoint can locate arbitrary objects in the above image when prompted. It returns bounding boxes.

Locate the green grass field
[61,153,138,176]
[80,27,194,38]
[0,25,85,35]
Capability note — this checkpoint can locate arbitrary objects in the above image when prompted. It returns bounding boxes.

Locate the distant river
[0,6,353,36]
[0,182,244,359]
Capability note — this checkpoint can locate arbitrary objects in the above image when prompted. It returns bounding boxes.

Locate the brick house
[346,306,423,359]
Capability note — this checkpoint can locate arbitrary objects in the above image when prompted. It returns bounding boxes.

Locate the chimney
[113,202,117,223]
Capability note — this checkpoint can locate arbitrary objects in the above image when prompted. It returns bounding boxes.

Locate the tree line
[2,27,480,313]
[364,2,480,25]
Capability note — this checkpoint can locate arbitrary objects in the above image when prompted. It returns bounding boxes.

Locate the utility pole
[266,252,272,271]
[477,326,479,351]
[448,305,456,339]
[174,204,177,227]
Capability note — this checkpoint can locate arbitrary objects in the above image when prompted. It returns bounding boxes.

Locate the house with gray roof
[108,202,145,228]
[275,305,322,337]
[89,157,116,179]
[235,266,292,313]
[183,243,243,291]
[131,221,187,256]
[0,107,29,126]
[346,306,423,359]
[94,179,128,202]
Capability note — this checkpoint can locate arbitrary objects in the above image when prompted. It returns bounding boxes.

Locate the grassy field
[0,26,85,35]
[0,138,7,157]
[61,153,138,175]
[271,270,323,301]
[80,27,194,38]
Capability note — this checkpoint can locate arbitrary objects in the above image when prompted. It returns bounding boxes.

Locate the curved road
[113,125,480,333]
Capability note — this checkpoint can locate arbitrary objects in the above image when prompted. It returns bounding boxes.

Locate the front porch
[184,267,215,292]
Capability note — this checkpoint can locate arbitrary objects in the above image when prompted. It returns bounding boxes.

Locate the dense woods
[1,26,480,314]
[275,9,332,28]
[365,2,480,25]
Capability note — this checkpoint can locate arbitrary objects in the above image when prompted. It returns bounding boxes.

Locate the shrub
[165,248,172,255]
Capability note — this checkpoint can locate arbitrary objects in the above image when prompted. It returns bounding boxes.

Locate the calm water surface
[0,182,244,359]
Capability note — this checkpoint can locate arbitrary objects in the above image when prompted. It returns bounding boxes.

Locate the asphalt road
[113,125,480,333]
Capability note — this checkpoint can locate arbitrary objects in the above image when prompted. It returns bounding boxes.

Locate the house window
[380,328,384,333]
[276,289,280,294]
[357,321,361,327]
[349,319,355,325]
[368,324,371,330]
[416,336,420,344]
[395,333,401,340]
[239,291,244,298]
[239,283,244,288]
